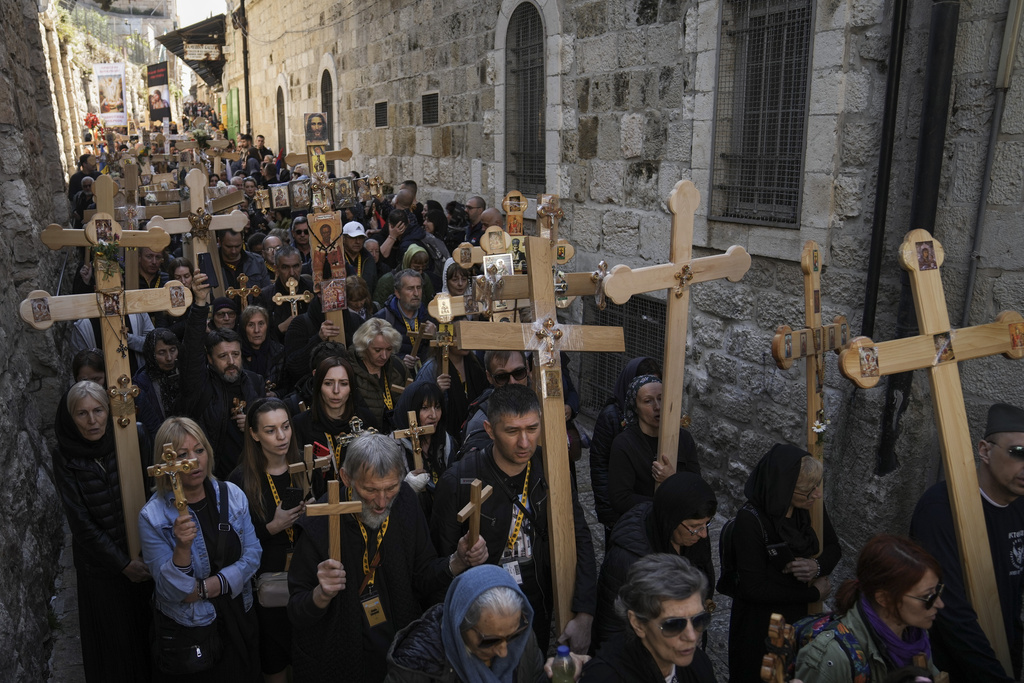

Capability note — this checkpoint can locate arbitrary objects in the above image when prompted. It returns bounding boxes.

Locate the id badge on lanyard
[361,588,387,627]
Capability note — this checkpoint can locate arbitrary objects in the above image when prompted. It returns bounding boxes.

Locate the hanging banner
[146,62,171,123]
[95,63,127,127]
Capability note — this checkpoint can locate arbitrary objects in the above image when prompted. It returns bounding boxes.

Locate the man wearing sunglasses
[458,350,532,455]
[911,402,1024,683]
[431,384,598,657]
[291,215,312,264]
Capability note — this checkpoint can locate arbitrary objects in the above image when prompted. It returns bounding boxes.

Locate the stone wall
[223,0,1024,576]
[2,0,76,679]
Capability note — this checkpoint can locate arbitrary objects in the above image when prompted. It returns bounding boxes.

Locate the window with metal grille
[375,101,388,128]
[505,3,545,195]
[576,295,667,418]
[710,0,813,227]
[422,92,439,125]
[276,87,286,155]
[320,71,334,148]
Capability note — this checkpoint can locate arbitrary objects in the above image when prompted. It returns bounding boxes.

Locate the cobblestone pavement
[46,418,734,682]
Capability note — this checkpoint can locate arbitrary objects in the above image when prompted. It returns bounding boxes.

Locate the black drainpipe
[875,0,960,475]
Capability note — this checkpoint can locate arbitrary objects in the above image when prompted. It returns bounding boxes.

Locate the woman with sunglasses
[594,473,717,653]
[725,443,841,683]
[583,553,714,682]
[606,375,701,527]
[385,564,587,682]
[796,534,943,683]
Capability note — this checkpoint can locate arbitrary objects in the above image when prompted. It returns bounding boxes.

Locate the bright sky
[177,0,227,27]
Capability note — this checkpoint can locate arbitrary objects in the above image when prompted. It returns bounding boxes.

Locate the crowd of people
[53,128,1024,683]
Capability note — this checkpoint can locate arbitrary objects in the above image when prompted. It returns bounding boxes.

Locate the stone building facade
[223,0,1023,558]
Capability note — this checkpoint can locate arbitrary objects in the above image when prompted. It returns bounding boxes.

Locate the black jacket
[430,446,598,619]
[259,274,315,342]
[282,295,359,388]
[584,634,717,683]
[607,423,700,523]
[181,303,266,478]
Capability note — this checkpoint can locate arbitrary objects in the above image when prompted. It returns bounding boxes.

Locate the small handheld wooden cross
[408,325,434,360]
[226,272,261,308]
[147,443,198,519]
[431,323,456,376]
[457,479,494,547]
[306,480,363,563]
[838,229,1023,675]
[392,411,436,471]
[273,277,314,317]
[288,444,333,497]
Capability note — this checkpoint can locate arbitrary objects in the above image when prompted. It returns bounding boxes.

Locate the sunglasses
[293,229,309,235]
[468,617,530,649]
[492,366,529,385]
[905,583,944,609]
[986,441,1024,459]
[659,611,712,637]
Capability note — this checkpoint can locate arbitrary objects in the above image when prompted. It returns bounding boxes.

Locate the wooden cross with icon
[430,322,456,376]
[838,229,1024,674]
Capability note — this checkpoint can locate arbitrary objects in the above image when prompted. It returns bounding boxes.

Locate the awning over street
[156,14,227,89]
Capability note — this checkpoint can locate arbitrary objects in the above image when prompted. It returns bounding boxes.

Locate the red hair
[835,534,942,614]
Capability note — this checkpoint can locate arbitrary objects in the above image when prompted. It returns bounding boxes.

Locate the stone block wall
[223,0,1024,573]
[2,0,76,678]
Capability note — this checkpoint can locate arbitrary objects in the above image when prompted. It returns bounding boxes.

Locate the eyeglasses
[492,366,529,385]
[467,616,530,649]
[905,583,944,610]
[658,611,712,637]
[681,521,710,537]
[986,441,1024,459]
[795,481,822,498]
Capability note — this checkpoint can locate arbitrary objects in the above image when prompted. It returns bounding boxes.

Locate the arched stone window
[504,2,545,195]
[276,86,286,155]
[320,70,334,148]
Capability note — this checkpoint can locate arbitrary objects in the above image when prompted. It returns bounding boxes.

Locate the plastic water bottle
[550,644,575,683]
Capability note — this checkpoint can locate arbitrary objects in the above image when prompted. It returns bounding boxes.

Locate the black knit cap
[984,403,1024,438]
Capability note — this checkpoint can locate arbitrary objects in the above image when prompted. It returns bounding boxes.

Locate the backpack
[716,503,767,597]
[786,613,870,683]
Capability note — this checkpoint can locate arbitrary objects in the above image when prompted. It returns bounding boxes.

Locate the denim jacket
[139,480,261,627]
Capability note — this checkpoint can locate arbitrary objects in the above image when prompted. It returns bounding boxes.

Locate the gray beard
[350,489,394,529]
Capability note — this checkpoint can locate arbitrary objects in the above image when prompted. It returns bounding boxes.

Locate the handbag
[256,571,289,608]
[152,609,222,675]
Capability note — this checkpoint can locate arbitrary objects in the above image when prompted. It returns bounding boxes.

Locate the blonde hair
[67,380,109,414]
[152,417,216,495]
[352,317,402,356]
[795,455,823,491]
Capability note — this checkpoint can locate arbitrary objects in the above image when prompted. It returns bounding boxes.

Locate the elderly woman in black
[348,317,408,433]
[53,380,153,681]
[724,443,840,682]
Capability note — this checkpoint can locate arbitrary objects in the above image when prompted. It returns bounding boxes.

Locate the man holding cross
[911,402,1024,683]
[219,229,272,293]
[288,433,486,682]
[259,245,314,340]
[431,384,597,655]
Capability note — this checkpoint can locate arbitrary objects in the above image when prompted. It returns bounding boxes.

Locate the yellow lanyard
[352,488,390,589]
[326,434,340,470]
[265,472,294,543]
[347,252,362,276]
[382,376,394,410]
[506,462,531,552]
[402,316,418,336]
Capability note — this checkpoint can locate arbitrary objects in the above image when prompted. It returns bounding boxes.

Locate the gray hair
[343,433,407,480]
[615,553,707,623]
[67,380,110,414]
[393,268,422,291]
[461,585,527,633]
[351,317,402,356]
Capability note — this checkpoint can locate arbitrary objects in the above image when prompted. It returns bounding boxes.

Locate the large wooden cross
[839,229,1022,674]
[392,411,436,471]
[456,235,625,631]
[22,212,193,558]
[306,479,363,562]
[146,168,248,299]
[601,181,751,486]
[769,240,851,611]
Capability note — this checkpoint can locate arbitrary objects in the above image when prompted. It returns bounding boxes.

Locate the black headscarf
[743,443,819,557]
[55,389,116,461]
[648,472,718,580]
[142,328,181,415]
[611,356,655,412]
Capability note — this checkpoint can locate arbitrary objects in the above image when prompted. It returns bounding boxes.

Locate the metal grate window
[321,71,334,148]
[577,295,667,417]
[276,87,286,155]
[375,101,388,128]
[422,92,439,125]
[505,3,545,195]
[710,0,812,227]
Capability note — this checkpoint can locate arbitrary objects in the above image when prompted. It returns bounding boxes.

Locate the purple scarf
[859,596,932,667]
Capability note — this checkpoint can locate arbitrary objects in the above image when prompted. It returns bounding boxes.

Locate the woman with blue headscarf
[385,564,587,682]
[607,375,700,526]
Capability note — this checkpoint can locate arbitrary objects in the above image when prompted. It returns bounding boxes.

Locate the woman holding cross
[390,381,457,518]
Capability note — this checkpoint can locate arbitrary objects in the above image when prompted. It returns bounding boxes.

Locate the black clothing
[242,337,285,394]
[180,303,266,478]
[415,355,489,441]
[584,633,717,683]
[911,482,1024,682]
[346,246,379,295]
[288,483,453,683]
[607,423,700,523]
[430,445,598,652]
[281,295,359,388]
[291,405,376,472]
[259,275,314,342]
[349,350,409,433]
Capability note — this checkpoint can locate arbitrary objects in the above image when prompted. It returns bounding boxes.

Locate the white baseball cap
[343,221,367,237]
